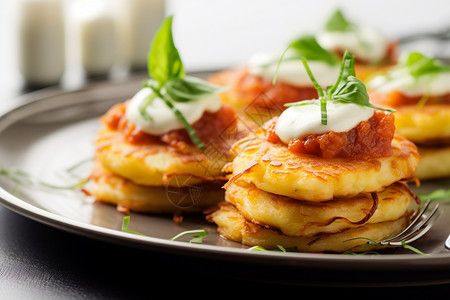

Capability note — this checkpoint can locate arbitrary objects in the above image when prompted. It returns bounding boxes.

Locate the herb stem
[301,57,324,97]
[320,98,328,125]
[39,179,88,190]
[148,86,205,149]
[170,229,207,243]
[122,216,147,236]
[272,46,291,85]
[138,92,157,121]
[301,57,327,125]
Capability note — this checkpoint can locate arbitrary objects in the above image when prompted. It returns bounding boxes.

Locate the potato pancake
[207,203,410,253]
[95,125,230,187]
[89,160,224,213]
[415,145,450,180]
[394,105,450,144]
[229,133,420,201]
[225,180,414,237]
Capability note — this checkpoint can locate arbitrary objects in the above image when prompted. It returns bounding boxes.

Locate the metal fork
[375,200,440,247]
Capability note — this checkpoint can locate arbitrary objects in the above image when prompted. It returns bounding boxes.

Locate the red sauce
[209,67,319,110]
[370,90,450,108]
[101,101,237,150]
[264,110,395,160]
[238,73,319,108]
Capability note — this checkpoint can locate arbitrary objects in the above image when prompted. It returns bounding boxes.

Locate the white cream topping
[247,51,340,87]
[126,87,222,135]
[275,101,375,144]
[317,27,387,64]
[368,69,450,97]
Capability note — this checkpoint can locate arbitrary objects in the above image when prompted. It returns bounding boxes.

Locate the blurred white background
[1,0,450,100]
[168,0,450,70]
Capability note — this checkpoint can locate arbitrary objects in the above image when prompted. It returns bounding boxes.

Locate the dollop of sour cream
[316,27,387,64]
[126,87,222,135]
[368,69,450,97]
[248,51,340,87]
[275,101,375,144]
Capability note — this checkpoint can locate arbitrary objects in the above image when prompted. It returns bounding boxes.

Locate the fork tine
[379,201,440,247]
[401,204,440,244]
[379,199,431,244]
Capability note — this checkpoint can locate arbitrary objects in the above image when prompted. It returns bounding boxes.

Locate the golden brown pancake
[415,145,450,180]
[95,125,230,187]
[225,180,414,237]
[228,133,420,201]
[208,203,410,253]
[89,160,224,214]
[394,105,450,144]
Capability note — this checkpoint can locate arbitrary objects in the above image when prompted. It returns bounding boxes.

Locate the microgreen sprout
[121,216,207,243]
[343,237,426,255]
[169,229,208,244]
[121,216,147,236]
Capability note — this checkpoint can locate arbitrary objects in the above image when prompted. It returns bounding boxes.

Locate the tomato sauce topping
[264,110,395,160]
[239,71,319,108]
[101,101,237,151]
[370,90,450,108]
[211,67,319,110]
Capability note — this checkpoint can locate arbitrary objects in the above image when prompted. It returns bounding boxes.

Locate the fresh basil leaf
[403,52,450,77]
[288,35,339,65]
[325,9,354,32]
[287,50,394,121]
[165,76,227,102]
[272,35,338,84]
[327,51,355,97]
[328,51,395,112]
[148,15,184,85]
[331,75,369,104]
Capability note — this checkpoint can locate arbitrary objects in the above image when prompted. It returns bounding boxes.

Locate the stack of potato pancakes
[87,16,244,217]
[368,52,450,180]
[88,101,236,217]
[208,127,420,252]
[208,50,422,253]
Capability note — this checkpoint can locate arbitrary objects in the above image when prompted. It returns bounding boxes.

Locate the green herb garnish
[287,35,339,66]
[325,9,355,32]
[401,240,426,255]
[40,179,89,190]
[417,188,450,202]
[248,245,296,252]
[401,52,450,78]
[344,237,426,255]
[122,216,147,236]
[121,216,207,243]
[170,229,208,244]
[279,51,394,125]
[140,15,226,149]
[272,35,339,84]
[0,164,89,191]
